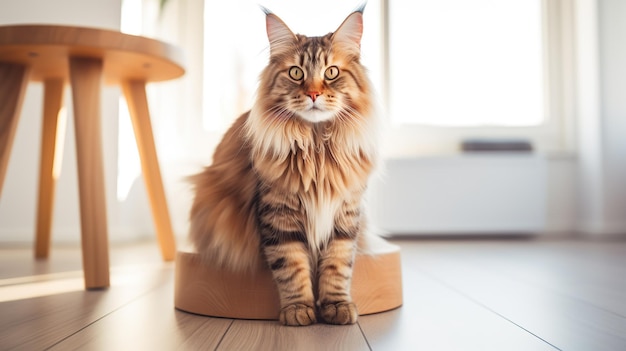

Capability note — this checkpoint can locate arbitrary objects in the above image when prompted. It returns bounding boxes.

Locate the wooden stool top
[0,24,185,83]
[174,237,403,320]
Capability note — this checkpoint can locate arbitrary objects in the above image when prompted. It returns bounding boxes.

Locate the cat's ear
[332,10,363,56]
[264,9,295,57]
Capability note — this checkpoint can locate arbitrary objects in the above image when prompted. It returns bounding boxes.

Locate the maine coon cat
[188,7,378,326]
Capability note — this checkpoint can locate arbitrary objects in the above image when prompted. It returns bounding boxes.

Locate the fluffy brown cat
[188,7,378,326]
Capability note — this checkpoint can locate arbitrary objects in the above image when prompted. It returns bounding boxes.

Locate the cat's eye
[324,66,339,80]
[288,66,304,81]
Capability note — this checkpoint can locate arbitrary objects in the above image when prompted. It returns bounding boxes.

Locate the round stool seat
[0,24,184,83]
[174,237,403,320]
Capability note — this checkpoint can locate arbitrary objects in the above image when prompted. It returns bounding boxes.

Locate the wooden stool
[175,237,403,320]
[0,24,185,289]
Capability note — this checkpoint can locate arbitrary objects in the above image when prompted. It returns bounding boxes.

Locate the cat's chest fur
[250,119,374,248]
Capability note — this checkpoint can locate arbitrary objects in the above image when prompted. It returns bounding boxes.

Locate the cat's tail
[186,113,264,272]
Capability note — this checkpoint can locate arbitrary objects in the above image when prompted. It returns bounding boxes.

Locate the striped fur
[189,9,378,326]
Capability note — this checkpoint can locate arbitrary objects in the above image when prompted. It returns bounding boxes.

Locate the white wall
[0,0,122,28]
[597,0,626,233]
[574,0,626,236]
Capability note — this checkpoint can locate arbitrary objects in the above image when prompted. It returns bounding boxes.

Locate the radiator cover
[369,155,547,235]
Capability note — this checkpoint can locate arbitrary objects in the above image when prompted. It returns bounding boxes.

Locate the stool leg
[0,63,30,198]
[35,79,67,259]
[69,57,110,289]
[121,80,176,261]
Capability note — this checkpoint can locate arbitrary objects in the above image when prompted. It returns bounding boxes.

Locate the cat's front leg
[317,229,359,325]
[258,190,316,326]
[263,240,316,326]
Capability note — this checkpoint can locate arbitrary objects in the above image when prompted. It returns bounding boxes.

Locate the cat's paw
[320,301,358,325]
[279,304,317,326]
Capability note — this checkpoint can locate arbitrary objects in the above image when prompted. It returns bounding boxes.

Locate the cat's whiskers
[263,104,293,119]
[335,109,362,131]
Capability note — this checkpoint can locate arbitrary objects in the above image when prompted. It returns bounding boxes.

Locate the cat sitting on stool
[189,6,379,326]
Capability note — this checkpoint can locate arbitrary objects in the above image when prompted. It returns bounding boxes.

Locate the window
[387,0,575,155]
[388,0,544,127]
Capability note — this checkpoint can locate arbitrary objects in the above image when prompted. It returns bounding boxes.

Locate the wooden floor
[1,237,625,350]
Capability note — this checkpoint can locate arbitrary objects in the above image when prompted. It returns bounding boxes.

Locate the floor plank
[217,319,370,351]
[0,245,85,280]
[398,239,626,351]
[358,262,557,350]
[0,242,172,350]
[458,240,626,317]
[1,238,625,350]
[48,278,232,350]
[0,266,172,350]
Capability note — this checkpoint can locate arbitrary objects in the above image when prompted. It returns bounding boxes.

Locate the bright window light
[388,0,544,127]
[118,0,143,202]
[116,97,141,202]
[121,0,143,35]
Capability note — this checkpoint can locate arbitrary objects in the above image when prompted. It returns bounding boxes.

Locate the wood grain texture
[0,270,175,350]
[359,261,557,350]
[69,57,110,289]
[2,238,626,350]
[175,237,402,320]
[402,240,626,351]
[461,240,626,317]
[34,78,66,259]
[47,279,232,351]
[217,320,369,351]
[0,24,184,83]
[121,79,176,261]
[0,62,29,198]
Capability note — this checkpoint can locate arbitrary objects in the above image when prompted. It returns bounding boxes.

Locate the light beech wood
[0,25,184,84]
[174,237,403,320]
[121,80,176,261]
[0,63,29,198]
[0,24,184,289]
[69,57,110,289]
[217,320,369,350]
[34,78,66,259]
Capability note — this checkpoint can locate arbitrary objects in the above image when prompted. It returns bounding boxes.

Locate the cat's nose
[306,91,322,102]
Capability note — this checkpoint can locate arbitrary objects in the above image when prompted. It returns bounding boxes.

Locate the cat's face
[260,11,369,124]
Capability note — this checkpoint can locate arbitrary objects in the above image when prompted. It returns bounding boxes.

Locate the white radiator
[368,154,547,235]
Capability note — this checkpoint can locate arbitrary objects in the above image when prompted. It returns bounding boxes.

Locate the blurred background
[0,0,624,244]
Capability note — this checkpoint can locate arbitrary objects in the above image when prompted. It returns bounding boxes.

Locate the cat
[188,6,379,326]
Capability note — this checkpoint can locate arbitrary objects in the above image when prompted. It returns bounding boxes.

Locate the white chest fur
[301,191,342,251]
